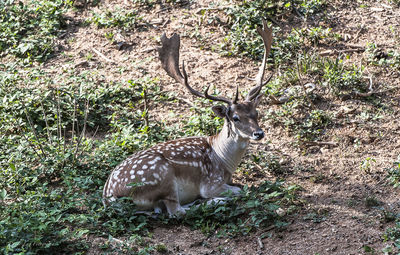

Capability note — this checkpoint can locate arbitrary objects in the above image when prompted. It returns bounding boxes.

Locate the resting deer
[103,20,273,215]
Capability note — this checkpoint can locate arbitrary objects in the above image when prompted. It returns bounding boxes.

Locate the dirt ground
[50,0,400,254]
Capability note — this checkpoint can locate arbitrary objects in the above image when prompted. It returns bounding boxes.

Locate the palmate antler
[247,19,273,102]
[158,19,273,105]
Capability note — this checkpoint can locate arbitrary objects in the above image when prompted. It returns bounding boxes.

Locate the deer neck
[209,121,249,174]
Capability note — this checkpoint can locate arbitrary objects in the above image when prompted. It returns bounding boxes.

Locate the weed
[366,43,400,70]
[0,66,173,253]
[365,196,381,208]
[221,0,327,60]
[386,156,400,188]
[383,220,400,254]
[360,157,376,174]
[0,59,300,252]
[240,151,284,176]
[321,57,366,97]
[182,101,224,137]
[182,181,298,237]
[88,8,142,30]
[155,243,168,253]
[0,0,70,62]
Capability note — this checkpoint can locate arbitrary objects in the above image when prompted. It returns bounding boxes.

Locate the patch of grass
[0,0,70,62]
[366,43,400,70]
[360,157,376,174]
[221,0,328,60]
[87,8,142,30]
[318,56,366,98]
[267,102,332,142]
[386,156,400,188]
[383,220,400,254]
[0,66,175,253]
[239,151,285,176]
[364,196,381,208]
[182,181,299,237]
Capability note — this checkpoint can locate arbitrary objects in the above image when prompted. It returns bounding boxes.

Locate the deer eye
[232,115,240,122]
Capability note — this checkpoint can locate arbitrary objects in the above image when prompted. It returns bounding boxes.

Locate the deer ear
[211,105,228,118]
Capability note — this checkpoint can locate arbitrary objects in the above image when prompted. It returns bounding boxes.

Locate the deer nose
[253,129,264,140]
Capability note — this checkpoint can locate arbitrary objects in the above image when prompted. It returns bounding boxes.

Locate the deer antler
[158,33,233,105]
[246,20,273,102]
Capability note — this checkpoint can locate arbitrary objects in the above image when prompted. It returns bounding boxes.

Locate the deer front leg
[199,182,241,199]
[161,180,186,216]
[162,198,186,216]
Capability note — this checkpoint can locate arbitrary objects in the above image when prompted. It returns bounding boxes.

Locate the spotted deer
[103,20,273,215]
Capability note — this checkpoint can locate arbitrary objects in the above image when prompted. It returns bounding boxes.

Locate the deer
[102,20,273,216]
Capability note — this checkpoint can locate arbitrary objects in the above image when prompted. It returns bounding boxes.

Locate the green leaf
[0,189,6,200]
[9,162,16,171]
[76,229,90,238]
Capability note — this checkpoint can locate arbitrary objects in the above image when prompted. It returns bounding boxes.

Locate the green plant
[88,8,142,30]
[383,220,400,253]
[0,66,175,253]
[386,156,400,188]
[360,157,376,174]
[221,0,327,60]
[182,181,298,237]
[321,57,366,97]
[366,43,400,70]
[0,0,70,62]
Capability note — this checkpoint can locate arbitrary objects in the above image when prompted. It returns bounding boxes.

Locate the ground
[2,0,400,254]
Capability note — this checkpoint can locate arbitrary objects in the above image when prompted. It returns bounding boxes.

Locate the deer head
[157,19,273,141]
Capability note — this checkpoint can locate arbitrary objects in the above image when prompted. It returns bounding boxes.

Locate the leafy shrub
[0,0,69,62]
[386,156,400,188]
[182,181,298,236]
[222,0,327,60]
[88,8,142,30]
[321,58,366,97]
[0,67,173,253]
[383,220,400,253]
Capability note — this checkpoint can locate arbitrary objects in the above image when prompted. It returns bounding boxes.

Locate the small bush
[88,8,142,30]
[182,181,298,237]
[386,156,400,188]
[0,0,69,62]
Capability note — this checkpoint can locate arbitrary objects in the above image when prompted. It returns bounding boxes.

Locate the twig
[156,7,171,13]
[296,56,314,107]
[55,89,62,153]
[74,98,89,161]
[195,5,234,14]
[71,96,76,145]
[140,47,157,53]
[92,48,115,63]
[78,125,100,160]
[175,96,197,109]
[62,126,67,168]
[292,6,306,21]
[74,60,88,68]
[253,162,263,170]
[23,107,47,158]
[40,101,53,145]
[301,140,339,147]
[161,19,169,28]
[320,48,365,56]
[18,126,42,160]
[143,88,149,127]
[257,237,264,250]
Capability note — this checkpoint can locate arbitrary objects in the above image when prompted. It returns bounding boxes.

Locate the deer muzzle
[252,129,265,140]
